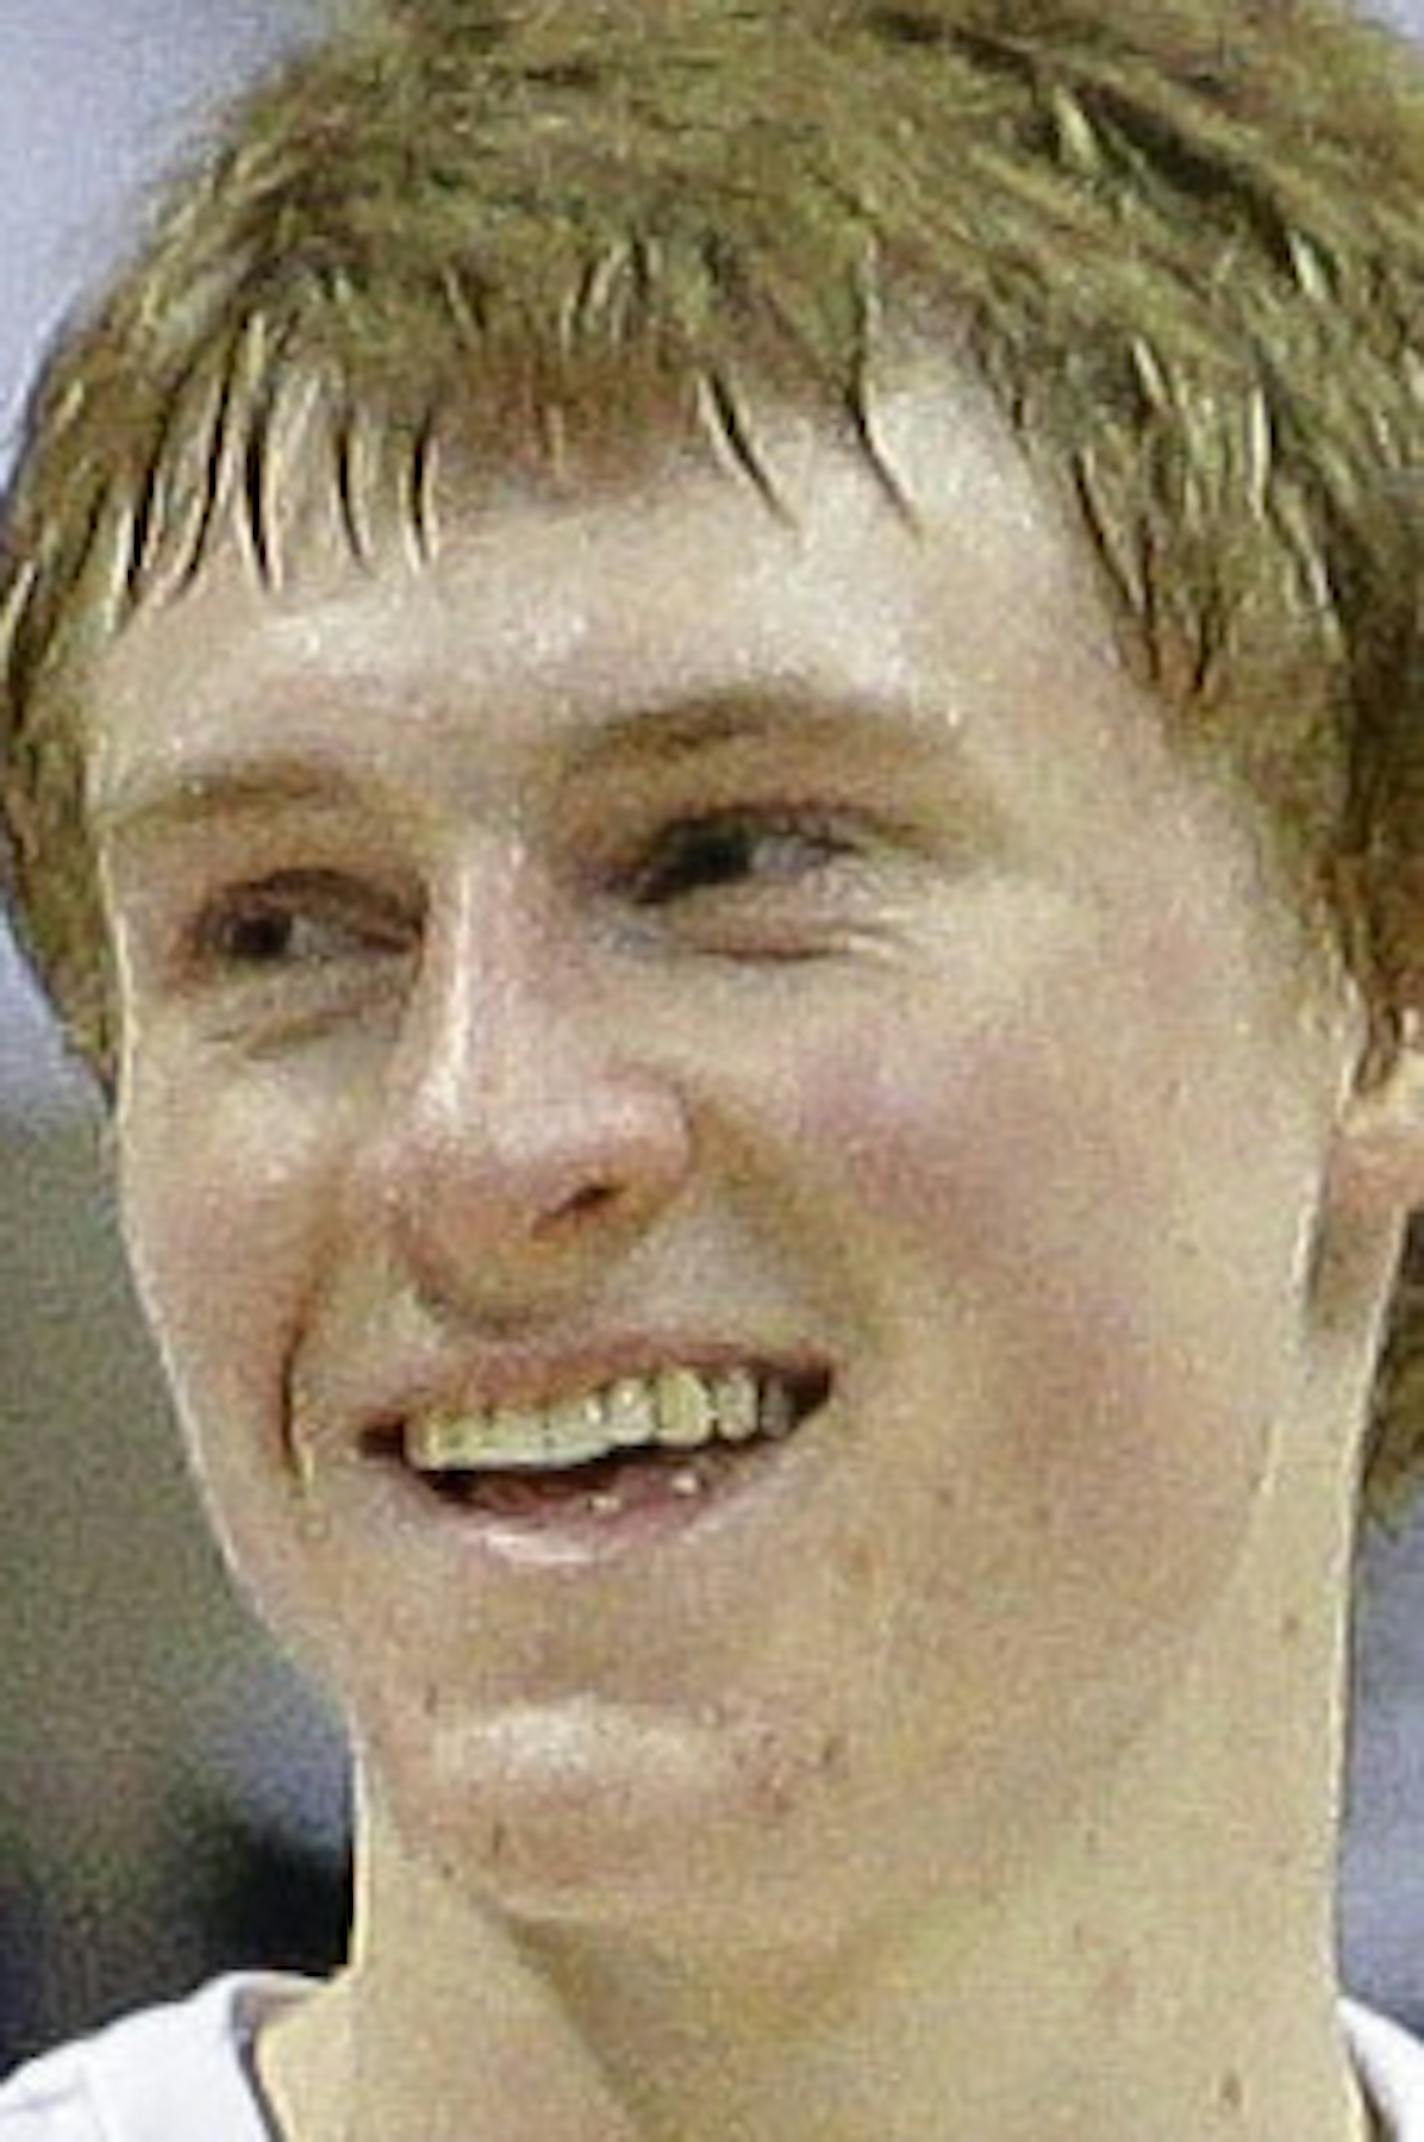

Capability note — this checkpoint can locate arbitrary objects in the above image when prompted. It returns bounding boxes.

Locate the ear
[1309,1010,1424,1331]
[1326,1009,1424,1221]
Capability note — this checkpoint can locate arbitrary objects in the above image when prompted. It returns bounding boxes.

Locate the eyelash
[624,805,861,906]
[184,806,865,976]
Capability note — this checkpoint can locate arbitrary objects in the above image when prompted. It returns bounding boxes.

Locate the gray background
[4,0,1424,2058]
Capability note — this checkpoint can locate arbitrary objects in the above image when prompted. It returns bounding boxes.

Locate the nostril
[564,1182,617,1217]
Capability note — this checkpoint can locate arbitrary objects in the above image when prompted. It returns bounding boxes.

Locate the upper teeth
[404,1365,798,1473]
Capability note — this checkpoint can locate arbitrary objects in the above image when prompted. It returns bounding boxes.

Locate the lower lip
[366,1400,833,1572]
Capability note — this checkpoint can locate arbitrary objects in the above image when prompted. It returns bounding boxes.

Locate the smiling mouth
[362,1365,833,1521]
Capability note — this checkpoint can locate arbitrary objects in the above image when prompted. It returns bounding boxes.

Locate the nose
[351,853,694,1326]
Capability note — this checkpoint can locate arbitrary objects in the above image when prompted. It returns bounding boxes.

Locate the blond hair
[5,0,1424,1517]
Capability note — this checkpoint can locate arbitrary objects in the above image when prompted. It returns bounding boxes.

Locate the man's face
[91,365,1358,1949]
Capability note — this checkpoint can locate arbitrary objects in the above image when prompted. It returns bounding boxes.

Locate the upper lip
[353,1334,835,1449]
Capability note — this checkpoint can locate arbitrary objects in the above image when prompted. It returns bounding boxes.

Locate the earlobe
[1298,1012,1424,1335]
[1326,1008,1424,1221]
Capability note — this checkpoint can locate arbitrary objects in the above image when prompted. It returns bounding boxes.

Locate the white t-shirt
[0,1972,307,2140]
[0,1973,1421,2137]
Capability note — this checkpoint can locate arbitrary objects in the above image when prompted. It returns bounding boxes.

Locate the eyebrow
[91,679,964,848]
[93,756,373,847]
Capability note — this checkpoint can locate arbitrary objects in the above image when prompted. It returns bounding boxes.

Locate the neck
[258,1402,1379,2142]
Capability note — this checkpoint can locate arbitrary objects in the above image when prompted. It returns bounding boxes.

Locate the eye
[187,870,414,976]
[628,806,861,906]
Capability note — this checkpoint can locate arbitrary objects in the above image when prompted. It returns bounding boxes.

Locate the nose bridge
[358,844,691,1308]
[415,846,578,1122]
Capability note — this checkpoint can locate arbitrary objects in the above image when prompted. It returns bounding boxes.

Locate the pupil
[682,825,749,887]
[233,912,292,961]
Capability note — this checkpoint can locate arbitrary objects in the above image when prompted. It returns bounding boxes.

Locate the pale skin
[81,355,1424,2140]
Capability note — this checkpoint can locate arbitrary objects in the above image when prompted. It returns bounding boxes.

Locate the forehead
[88,381,1104,856]
[85,357,1119,784]
[80,358,1308,982]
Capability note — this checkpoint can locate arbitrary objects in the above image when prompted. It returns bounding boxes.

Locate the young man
[5,0,1424,2134]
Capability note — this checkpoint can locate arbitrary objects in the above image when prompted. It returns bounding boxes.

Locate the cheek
[117,1063,364,1668]
[760,904,1307,1609]
[119,1067,336,1465]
